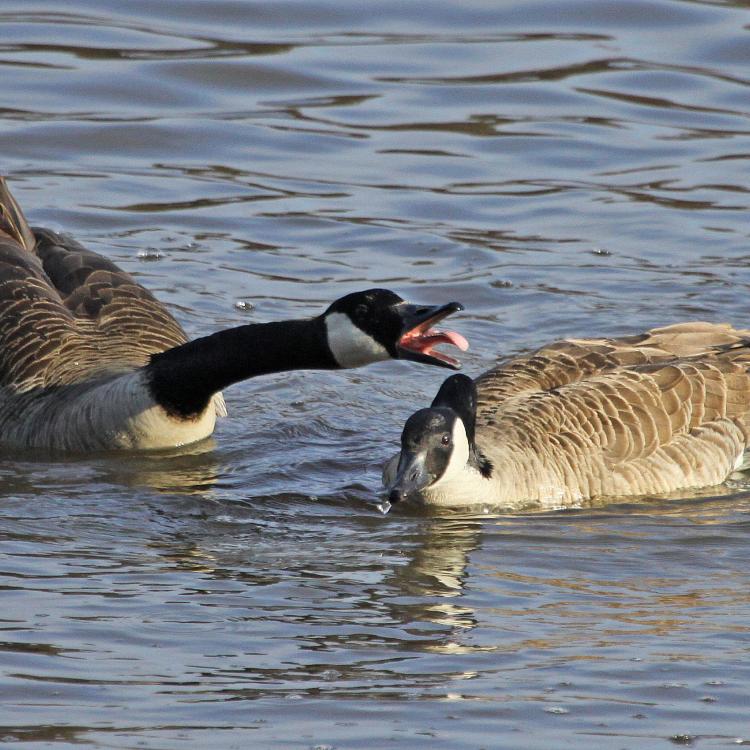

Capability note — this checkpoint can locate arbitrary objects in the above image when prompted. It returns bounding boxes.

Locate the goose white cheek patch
[325,312,390,368]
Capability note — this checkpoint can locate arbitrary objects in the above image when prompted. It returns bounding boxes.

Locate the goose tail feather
[0,176,35,252]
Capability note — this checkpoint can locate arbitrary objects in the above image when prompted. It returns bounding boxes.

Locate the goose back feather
[0,181,187,389]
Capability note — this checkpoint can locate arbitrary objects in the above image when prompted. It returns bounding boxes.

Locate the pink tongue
[434,330,469,351]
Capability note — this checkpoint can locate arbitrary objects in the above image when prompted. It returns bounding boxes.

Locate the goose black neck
[469,443,494,479]
[146,317,336,418]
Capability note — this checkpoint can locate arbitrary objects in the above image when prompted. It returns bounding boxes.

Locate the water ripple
[2,0,750,747]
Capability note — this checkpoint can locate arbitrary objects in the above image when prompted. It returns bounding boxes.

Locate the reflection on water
[1,0,750,747]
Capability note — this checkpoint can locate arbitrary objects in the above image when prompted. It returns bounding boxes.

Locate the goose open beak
[396,302,468,369]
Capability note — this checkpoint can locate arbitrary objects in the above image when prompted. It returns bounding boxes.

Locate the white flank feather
[0,372,218,451]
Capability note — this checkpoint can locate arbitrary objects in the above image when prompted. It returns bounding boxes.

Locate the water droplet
[669,734,695,746]
[136,248,164,261]
[591,248,612,257]
[700,695,717,703]
[376,501,392,515]
[235,300,255,312]
[544,706,569,715]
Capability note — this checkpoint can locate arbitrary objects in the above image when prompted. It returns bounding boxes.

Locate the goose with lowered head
[0,176,467,452]
[384,324,750,509]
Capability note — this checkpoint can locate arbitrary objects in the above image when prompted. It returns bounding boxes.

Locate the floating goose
[384,325,750,508]
[0,177,467,451]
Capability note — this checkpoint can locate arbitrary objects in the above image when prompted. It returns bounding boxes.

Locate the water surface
[1,0,750,747]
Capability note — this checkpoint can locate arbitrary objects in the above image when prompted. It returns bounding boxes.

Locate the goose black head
[385,374,491,504]
[322,289,467,369]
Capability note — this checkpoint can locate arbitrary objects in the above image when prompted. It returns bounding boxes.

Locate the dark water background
[1,1,750,747]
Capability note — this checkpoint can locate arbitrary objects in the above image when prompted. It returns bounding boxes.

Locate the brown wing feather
[476,322,750,408]
[33,228,186,347]
[0,177,187,391]
[478,329,750,501]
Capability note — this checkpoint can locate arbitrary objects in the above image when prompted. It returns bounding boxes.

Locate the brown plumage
[475,327,750,504]
[385,323,750,508]
[0,177,188,391]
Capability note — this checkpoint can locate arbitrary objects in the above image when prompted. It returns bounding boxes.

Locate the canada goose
[383,324,750,508]
[0,177,467,452]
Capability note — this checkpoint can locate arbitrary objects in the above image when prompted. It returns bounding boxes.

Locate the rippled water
[1,0,750,747]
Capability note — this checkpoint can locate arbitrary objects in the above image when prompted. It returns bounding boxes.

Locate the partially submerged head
[322,289,468,369]
[384,374,491,505]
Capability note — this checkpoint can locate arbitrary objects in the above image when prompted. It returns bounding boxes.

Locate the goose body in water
[0,177,467,452]
[384,325,750,508]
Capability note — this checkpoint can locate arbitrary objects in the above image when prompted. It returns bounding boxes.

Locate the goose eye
[441,433,451,446]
